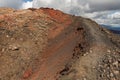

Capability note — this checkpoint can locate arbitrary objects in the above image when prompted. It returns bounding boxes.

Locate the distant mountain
[101,24,120,34]
[110,29,120,34]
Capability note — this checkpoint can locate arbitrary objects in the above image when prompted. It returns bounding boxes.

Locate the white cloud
[91,11,120,26]
[0,0,33,9]
[0,0,23,9]
[33,0,120,13]
[108,12,120,19]
[21,1,33,9]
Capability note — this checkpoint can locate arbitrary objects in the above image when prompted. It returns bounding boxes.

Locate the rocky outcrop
[0,8,120,80]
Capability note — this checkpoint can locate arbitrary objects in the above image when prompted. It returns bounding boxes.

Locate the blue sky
[24,0,33,2]
[0,0,120,27]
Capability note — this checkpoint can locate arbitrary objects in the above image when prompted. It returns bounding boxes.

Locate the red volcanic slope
[0,8,86,80]
[0,8,120,80]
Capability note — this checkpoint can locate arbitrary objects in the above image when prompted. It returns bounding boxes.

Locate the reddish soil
[0,8,120,80]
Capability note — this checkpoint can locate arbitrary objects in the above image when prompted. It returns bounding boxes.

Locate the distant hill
[111,30,120,34]
[101,24,120,34]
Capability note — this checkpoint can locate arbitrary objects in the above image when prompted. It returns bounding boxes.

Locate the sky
[0,0,120,27]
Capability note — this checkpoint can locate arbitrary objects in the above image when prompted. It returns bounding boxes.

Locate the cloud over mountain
[0,0,120,26]
[33,0,120,25]
[33,0,120,26]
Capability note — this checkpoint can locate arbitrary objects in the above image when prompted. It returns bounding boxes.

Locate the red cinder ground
[0,8,120,80]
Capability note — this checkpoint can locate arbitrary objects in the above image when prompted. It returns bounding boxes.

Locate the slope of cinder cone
[0,8,49,80]
[59,18,120,80]
[0,8,120,80]
[0,8,83,80]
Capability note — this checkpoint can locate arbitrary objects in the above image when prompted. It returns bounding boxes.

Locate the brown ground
[0,8,120,80]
